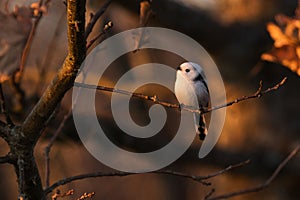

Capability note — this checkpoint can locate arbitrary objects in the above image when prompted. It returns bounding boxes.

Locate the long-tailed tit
[174,62,210,140]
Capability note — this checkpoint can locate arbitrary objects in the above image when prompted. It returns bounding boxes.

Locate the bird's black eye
[185,69,190,73]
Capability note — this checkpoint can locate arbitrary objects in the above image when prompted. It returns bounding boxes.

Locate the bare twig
[84,0,112,39]
[12,0,53,107]
[0,83,14,126]
[205,144,300,200]
[44,171,135,194]
[74,81,179,108]
[197,159,251,180]
[18,3,41,75]
[205,77,287,113]
[44,159,249,194]
[15,0,46,76]
[74,77,287,115]
[203,189,215,200]
[44,108,72,188]
[44,86,83,188]
[155,160,250,185]
[86,21,113,49]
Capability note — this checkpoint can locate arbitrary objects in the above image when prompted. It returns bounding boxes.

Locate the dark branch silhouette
[44,160,250,194]
[204,144,300,200]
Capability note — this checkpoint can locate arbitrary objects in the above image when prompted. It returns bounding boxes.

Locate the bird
[174,62,210,140]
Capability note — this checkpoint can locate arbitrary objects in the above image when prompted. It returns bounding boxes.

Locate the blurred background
[0,0,300,199]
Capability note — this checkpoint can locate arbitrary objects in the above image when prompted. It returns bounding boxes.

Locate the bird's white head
[176,62,207,83]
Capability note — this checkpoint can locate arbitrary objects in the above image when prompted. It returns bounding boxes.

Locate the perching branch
[205,77,287,113]
[204,144,300,200]
[74,77,287,115]
[44,159,249,194]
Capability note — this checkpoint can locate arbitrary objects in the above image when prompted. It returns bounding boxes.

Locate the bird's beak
[177,66,182,71]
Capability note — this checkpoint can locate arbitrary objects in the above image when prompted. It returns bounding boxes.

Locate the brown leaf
[0,6,32,83]
[261,45,300,75]
[262,8,300,76]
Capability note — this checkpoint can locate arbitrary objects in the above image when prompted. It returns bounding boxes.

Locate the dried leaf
[267,23,295,48]
[262,44,300,75]
[0,7,32,83]
[262,7,300,77]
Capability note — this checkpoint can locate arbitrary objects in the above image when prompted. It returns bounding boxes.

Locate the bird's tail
[194,114,207,140]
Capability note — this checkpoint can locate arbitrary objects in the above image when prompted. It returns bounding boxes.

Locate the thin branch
[205,77,287,113]
[84,0,112,40]
[44,86,82,188]
[44,159,249,194]
[44,108,72,188]
[18,4,42,74]
[12,0,53,108]
[13,0,48,84]
[74,77,287,115]
[86,21,113,49]
[204,189,215,200]
[205,144,300,200]
[44,171,135,194]
[197,159,250,180]
[154,160,249,185]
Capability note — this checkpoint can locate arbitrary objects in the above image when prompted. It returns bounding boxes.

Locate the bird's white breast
[174,72,199,108]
